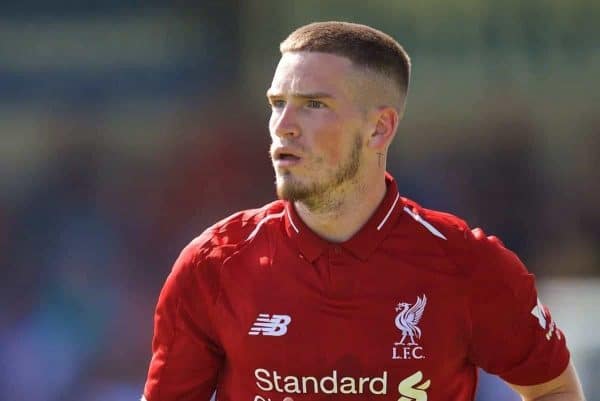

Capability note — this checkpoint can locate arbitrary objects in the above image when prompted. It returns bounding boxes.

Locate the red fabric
[144,173,569,401]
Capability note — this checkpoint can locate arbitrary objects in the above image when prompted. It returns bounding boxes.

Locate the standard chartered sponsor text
[255,369,387,395]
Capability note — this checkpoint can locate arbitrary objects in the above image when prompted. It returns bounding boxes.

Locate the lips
[278,153,300,161]
[273,147,302,167]
[273,148,302,161]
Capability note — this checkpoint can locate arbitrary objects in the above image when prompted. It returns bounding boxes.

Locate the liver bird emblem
[395,295,427,345]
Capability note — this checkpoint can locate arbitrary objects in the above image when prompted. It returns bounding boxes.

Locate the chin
[275,176,310,202]
[275,180,296,201]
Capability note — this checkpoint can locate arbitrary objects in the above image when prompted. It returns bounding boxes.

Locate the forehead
[269,52,357,96]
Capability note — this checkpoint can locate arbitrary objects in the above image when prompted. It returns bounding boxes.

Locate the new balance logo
[248,314,292,336]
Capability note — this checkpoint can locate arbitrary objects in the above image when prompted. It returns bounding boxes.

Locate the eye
[306,100,326,109]
[270,99,285,109]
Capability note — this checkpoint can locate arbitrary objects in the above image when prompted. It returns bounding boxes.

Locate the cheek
[315,126,349,165]
[306,116,345,162]
[320,136,344,164]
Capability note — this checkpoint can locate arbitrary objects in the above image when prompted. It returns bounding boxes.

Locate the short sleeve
[143,241,224,401]
[466,228,570,386]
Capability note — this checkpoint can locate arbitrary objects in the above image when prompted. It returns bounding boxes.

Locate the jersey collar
[283,172,403,262]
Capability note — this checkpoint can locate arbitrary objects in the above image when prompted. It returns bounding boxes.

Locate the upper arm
[507,360,585,401]
[144,243,224,401]
[466,229,570,384]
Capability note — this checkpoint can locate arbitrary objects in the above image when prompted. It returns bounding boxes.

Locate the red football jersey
[143,174,569,401]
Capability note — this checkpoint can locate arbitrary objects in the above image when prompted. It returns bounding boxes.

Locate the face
[267,52,370,207]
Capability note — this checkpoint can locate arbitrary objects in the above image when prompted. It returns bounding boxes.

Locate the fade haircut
[280,21,411,106]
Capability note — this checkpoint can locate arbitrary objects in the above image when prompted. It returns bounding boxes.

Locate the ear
[367,107,399,150]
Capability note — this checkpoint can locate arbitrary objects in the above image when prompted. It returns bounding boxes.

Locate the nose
[271,104,300,139]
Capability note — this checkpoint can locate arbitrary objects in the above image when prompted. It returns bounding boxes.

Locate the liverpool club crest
[392,295,427,360]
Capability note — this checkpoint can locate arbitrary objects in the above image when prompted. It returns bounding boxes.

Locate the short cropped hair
[280,21,411,97]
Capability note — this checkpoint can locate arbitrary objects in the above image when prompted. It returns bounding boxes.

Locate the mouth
[276,153,301,161]
[273,148,302,166]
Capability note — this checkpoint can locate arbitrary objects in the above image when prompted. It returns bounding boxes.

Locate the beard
[275,134,362,210]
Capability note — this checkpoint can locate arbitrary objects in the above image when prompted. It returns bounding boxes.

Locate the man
[143,22,585,401]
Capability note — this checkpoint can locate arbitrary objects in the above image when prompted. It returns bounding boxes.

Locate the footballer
[143,22,585,401]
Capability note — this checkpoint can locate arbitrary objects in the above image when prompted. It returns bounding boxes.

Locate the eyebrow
[266,90,335,100]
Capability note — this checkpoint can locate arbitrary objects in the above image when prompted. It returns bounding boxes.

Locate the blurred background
[0,1,598,400]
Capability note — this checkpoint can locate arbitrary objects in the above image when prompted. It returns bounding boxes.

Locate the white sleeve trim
[246,211,286,241]
[403,206,447,240]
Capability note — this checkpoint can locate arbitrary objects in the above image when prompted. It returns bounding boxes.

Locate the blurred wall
[0,1,598,400]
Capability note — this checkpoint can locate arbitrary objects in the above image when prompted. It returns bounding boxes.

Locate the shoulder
[161,201,285,301]
[172,201,285,276]
[400,197,528,280]
[401,197,471,242]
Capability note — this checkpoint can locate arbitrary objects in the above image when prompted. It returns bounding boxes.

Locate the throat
[294,179,386,243]
[295,200,355,242]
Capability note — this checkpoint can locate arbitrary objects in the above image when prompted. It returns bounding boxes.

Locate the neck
[294,171,387,243]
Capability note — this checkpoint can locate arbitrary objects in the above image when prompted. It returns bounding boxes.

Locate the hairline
[279,49,404,112]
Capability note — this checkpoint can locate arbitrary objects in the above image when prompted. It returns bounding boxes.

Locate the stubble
[275,134,362,212]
